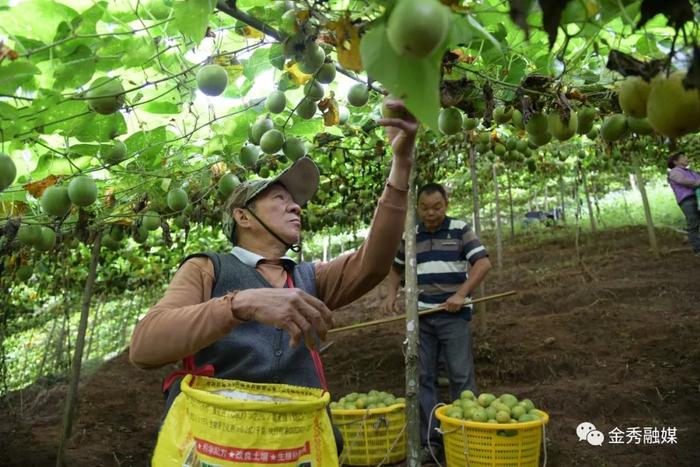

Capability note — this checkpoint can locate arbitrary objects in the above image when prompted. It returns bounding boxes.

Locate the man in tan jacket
[129,98,418,452]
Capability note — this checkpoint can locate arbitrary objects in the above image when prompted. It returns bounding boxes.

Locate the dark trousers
[679,196,700,253]
[419,315,477,447]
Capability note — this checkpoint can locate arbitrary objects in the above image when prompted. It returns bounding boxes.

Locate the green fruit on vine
[296,98,317,119]
[511,109,524,129]
[260,129,285,154]
[304,80,325,101]
[561,0,599,24]
[381,97,411,120]
[142,210,161,231]
[17,265,33,281]
[0,153,16,192]
[173,215,188,229]
[269,43,286,70]
[218,173,240,198]
[133,223,149,243]
[617,76,650,118]
[110,225,125,242]
[18,225,41,246]
[347,83,369,107]
[259,166,270,178]
[463,117,478,130]
[197,64,228,96]
[41,186,72,217]
[67,176,98,207]
[338,106,349,124]
[506,138,518,151]
[299,43,325,74]
[548,110,578,141]
[250,117,275,144]
[102,233,121,250]
[576,106,596,135]
[36,227,56,251]
[528,131,552,147]
[386,0,450,58]
[86,77,125,115]
[438,107,463,135]
[526,112,548,137]
[478,132,491,145]
[240,144,260,167]
[600,114,628,142]
[516,139,528,152]
[647,71,700,139]
[103,140,127,164]
[167,188,189,211]
[266,90,287,113]
[627,116,653,135]
[493,143,506,156]
[586,126,599,139]
[316,63,336,84]
[494,106,513,124]
[283,137,307,161]
[279,9,298,36]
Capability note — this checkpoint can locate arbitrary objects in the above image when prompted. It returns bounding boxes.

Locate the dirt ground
[2,225,699,467]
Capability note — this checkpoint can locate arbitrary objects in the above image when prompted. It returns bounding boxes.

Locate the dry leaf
[104,188,116,209]
[210,162,228,178]
[284,61,313,85]
[318,95,340,126]
[0,201,27,218]
[23,175,59,198]
[328,14,363,72]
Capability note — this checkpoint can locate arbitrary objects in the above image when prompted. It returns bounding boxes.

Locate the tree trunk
[470,148,487,325]
[492,163,503,268]
[579,162,597,234]
[506,168,515,241]
[404,165,421,467]
[633,157,660,259]
[470,148,481,235]
[558,173,566,223]
[57,234,101,467]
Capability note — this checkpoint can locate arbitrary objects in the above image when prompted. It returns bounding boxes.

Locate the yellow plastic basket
[331,403,407,466]
[435,406,549,467]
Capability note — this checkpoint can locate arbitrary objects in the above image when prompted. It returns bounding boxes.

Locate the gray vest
[163,252,320,412]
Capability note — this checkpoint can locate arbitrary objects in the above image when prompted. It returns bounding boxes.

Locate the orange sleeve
[129,257,242,368]
[315,183,408,310]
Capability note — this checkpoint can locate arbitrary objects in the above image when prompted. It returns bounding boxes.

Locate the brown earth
[2,226,699,467]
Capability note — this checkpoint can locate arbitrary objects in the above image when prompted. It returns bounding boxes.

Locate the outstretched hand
[378,97,419,161]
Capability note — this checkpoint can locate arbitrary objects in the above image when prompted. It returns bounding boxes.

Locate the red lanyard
[286,273,329,392]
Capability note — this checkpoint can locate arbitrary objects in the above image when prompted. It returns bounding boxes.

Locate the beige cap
[222,157,320,240]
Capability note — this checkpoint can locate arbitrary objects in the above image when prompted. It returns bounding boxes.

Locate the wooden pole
[506,168,515,241]
[632,156,660,259]
[492,163,503,268]
[404,165,420,467]
[470,147,487,327]
[580,160,597,234]
[57,233,101,467]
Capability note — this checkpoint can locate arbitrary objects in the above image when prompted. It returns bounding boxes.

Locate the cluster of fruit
[330,391,405,411]
[444,390,543,424]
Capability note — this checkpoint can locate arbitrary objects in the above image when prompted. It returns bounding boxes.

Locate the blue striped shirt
[393,216,488,319]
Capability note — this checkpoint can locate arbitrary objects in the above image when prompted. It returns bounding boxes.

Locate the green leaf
[287,118,324,138]
[243,47,273,81]
[124,126,167,167]
[70,112,127,142]
[36,100,87,135]
[173,0,216,44]
[31,153,93,179]
[360,24,441,130]
[0,60,40,94]
[53,45,95,89]
[0,0,78,43]
[120,37,157,68]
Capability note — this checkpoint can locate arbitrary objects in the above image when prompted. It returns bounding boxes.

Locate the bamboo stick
[328,290,517,335]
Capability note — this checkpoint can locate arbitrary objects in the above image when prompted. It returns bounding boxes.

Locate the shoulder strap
[179,252,222,295]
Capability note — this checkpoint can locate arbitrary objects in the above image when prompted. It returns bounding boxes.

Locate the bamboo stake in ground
[404,165,421,467]
[57,233,101,467]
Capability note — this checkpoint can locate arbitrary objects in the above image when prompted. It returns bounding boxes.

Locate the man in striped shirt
[382,182,492,460]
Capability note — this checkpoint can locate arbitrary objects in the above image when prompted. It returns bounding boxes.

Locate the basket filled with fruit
[330,390,406,466]
[435,390,549,467]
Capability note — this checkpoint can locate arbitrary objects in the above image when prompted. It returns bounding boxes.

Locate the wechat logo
[577,422,605,446]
